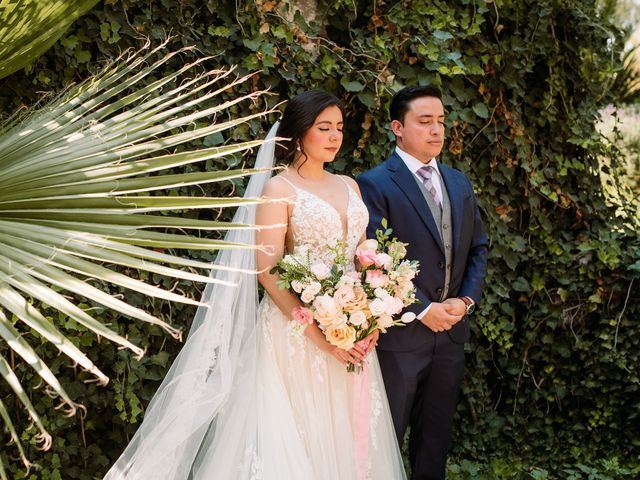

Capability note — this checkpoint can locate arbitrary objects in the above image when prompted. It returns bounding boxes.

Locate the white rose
[383,296,403,316]
[378,314,394,330]
[357,239,379,252]
[368,298,386,316]
[291,280,304,294]
[281,254,296,266]
[337,275,356,288]
[311,263,331,280]
[375,253,393,270]
[306,281,321,296]
[301,289,316,303]
[374,287,388,299]
[348,310,367,326]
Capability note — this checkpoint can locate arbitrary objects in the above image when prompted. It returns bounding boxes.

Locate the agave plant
[0,42,273,475]
[0,0,100,80]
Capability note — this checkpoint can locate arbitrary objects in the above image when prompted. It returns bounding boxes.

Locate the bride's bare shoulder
[262,174,296,199]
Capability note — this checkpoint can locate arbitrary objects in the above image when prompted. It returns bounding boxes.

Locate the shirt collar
[395,146,440,177]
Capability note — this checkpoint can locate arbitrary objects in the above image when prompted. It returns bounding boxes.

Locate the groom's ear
[390,119,403,138]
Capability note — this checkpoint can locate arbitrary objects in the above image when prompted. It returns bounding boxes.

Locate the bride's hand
[325,344,366,367]
[357,329,380,356]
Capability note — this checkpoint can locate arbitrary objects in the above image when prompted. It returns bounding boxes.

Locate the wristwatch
[458,296,475,315]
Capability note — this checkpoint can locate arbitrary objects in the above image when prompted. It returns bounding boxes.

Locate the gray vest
[414,172,453,301]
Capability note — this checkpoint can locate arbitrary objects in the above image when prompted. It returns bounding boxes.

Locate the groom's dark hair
[390,85,442,124]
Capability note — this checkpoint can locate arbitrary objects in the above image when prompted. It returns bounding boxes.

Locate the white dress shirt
[395,147,445,320]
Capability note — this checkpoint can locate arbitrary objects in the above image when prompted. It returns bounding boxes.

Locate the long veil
[105,122,280,479]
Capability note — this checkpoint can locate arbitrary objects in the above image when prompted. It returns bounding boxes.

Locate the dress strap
[272,175,299,192]
[337,175,355,195]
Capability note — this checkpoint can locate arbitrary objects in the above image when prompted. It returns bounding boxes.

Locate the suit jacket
[357,151,489,350]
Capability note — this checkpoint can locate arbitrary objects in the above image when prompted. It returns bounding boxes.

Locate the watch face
[466,303,475,315]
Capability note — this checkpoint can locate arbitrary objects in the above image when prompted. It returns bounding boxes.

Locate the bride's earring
[296,143,301,152]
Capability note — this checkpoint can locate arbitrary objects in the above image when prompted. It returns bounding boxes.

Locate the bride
[105,90,407,479]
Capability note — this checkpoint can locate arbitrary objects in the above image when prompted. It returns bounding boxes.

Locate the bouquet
[272,219,420,372]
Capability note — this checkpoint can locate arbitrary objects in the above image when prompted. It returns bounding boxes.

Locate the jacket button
[438,261,445,269]
[436,288,443,295]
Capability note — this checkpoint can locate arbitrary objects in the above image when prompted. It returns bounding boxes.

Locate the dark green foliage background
[1,0,639,478]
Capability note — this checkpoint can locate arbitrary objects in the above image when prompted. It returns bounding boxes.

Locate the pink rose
[365,269,389,289]
[292,306,313,326]
[356,248,378,268]
[334,285,356,307]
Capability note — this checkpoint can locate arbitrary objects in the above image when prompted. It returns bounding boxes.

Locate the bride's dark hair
[275,90,345,167]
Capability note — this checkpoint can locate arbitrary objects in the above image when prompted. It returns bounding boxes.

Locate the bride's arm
[256,178,365,366]
[255,178,301,319]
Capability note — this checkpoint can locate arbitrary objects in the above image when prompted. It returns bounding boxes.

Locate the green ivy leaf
[340,78,364,92]
[472,102,489,119]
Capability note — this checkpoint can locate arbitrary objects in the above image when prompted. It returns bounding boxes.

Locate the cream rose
[313,294,341,327]
[325,323,357,350]
[348,310,367,326]
[343,287,368,313]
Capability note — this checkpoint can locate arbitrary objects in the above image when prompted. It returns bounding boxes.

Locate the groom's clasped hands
[420,298,466,333]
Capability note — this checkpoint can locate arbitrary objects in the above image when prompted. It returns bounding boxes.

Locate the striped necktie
[416,165,441,208]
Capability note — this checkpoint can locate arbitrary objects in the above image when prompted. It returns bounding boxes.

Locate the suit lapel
[388,153,445,255]
[439,164,463,256]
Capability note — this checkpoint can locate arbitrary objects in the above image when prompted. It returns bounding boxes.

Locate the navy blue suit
[357,152,488,479]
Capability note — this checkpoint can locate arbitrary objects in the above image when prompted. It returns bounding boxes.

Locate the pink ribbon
[353,363,371,480]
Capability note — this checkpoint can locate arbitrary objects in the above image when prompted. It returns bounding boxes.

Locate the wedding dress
[105,124,406,479]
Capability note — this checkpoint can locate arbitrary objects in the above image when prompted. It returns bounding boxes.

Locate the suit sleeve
[458,177,489,306]
[357,172,433,312]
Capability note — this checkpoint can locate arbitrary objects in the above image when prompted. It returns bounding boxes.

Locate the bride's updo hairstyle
[275,90,345,167]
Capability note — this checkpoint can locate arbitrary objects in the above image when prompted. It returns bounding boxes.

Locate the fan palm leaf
[0,0,100,80]
[0,41,274,475]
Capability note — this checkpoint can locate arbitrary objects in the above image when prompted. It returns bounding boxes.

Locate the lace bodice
[281,177,369,267]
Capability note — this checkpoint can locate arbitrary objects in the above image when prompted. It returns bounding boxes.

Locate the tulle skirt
[193,295,407,479]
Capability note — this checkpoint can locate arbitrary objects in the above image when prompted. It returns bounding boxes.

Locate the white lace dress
[194,180,407,479]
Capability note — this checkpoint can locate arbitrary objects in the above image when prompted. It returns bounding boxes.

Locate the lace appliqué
[239,446,263,480]
[369,376,384,450]
[288,184,369,268]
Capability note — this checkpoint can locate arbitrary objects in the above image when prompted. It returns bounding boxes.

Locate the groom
[357,85,488,480]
